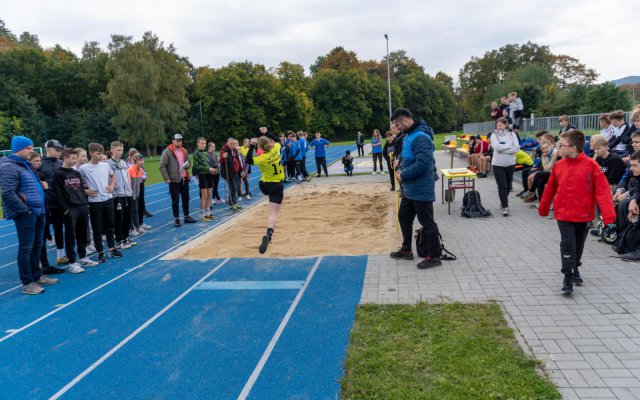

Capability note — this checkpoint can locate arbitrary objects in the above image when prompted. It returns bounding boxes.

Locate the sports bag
[461,190,492,218]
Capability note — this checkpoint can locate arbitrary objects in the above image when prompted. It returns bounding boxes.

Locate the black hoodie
[52,167,88,212]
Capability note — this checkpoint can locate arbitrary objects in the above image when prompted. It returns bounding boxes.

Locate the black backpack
[616,222,640,255]
[461,190,492,218]
[414,229,456,260]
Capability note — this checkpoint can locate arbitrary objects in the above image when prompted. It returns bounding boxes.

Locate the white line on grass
[237,256,323,400]
[49,257,230,400]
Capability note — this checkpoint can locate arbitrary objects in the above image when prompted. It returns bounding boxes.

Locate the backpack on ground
[616,222,640,255]
[414,229,457,261]
[461,190,492,218]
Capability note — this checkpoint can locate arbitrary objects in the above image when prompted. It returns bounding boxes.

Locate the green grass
[341,303,560,400]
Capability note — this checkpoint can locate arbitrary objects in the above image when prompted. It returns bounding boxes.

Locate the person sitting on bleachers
[592,137,626,187]
[520,140,558,203]
[514,150,534,197]
[474,134,491,178]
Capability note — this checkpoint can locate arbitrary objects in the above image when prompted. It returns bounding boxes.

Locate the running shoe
[259,235,270,254]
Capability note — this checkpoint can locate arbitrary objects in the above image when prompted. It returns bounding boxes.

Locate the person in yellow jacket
[514,150,534,197]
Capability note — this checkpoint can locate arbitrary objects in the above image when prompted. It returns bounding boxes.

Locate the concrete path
[346,150,640,400]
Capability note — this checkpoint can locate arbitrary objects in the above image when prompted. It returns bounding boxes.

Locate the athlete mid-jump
[245,127,285,254]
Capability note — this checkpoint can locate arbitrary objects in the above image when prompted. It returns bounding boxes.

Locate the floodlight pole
[385,33,392,125]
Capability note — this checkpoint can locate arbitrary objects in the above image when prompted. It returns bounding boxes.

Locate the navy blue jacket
[0,155,46,219]
[399,120,436,202]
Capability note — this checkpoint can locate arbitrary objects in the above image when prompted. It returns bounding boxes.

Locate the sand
[165,182,398,259]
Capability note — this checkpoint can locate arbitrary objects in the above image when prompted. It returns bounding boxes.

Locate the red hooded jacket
[539,152,615,224]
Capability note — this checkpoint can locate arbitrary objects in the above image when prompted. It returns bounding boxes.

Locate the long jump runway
[0,256,366,399]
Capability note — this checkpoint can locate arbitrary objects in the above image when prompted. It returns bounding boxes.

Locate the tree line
[0,20,632,153]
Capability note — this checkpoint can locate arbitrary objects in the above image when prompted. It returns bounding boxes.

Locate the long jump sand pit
[166,182,397,259]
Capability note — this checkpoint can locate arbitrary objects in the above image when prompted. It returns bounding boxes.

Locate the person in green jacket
[192,137,216,222]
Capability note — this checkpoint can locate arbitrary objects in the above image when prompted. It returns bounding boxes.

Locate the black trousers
[357,144,364,157]
[212,174,221,200]
[286,160,295,179]
[138,182,145,223]
[169,180,190,218]
[315,157,328,176]
[113,196,132,243]
[398,198,441,258]
[520,167,531,192]
[616,198,633,234]
[372,153,384,172]
[300,157,309,178]
[89,199,116,253]
[64,205,89,263]
[386,160,395,189]
[493,165,515,208]
[557,221,588,275]
[531,171,551,199]
[46,208,65,249]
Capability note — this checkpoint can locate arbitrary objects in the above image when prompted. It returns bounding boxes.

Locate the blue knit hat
[11,136,34,153]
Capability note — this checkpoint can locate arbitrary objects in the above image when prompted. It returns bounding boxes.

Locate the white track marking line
[237,256,323,400]
[49,258,230,400]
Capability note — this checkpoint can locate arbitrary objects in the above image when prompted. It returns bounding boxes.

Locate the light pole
[384,33,392,124]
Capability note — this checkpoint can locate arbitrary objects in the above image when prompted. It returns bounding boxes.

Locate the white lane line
[0,242,18,251]
[0,209,243,343]
[237,256,323,400]
[0,285,22,296]
[49,258,230,400]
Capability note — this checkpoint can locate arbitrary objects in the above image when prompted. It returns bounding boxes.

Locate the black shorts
[198,174,213,189]
[259,181,284,204]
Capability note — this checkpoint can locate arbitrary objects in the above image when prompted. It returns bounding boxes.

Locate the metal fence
[463,111,633,137]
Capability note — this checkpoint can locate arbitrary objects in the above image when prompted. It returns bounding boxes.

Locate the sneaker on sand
[417,256,442,269]
[67,262,85,274]
[56,256,69,265]
[390,249,414,260]
[108,249,123,258]
[38,276,58,285]
[78,257,99,267]
[259,235,271,254]
[23,282,44,295]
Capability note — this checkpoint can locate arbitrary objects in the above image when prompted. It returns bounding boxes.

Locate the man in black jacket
[52,149,99,273]
[40,139,67,273]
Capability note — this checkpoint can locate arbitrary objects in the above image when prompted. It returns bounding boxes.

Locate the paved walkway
[356,150,640,400]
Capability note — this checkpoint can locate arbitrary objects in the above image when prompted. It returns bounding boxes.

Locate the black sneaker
[390,249,414,260]
[174,218,182,227]
[184,216,197,224]
[590,229,600,237]
[97,252,107,263]
[108,249,123,258]
[417,256,442,269]
[259,235,270,254]
[561,275,573,295]
[573,270,583,286]
[42,266,66,275]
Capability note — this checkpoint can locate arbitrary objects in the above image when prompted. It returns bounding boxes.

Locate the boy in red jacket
[539,129,616,295]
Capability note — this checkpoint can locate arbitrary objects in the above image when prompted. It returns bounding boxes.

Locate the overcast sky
[2,0,637,83]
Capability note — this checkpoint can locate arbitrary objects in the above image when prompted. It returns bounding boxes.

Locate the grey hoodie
[107,158,133,197]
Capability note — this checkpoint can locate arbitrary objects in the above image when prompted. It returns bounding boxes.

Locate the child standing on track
[538,129,616,295]
[310,131,330,177]
[192,137,215,221]
[246,127,285,254]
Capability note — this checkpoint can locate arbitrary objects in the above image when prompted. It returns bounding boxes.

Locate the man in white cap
[159,133,197,227]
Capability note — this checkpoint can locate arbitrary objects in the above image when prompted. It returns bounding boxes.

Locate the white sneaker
[78,257,98,267]
[502,207,509,216]
[67,262,85,274]
[141,224,151,230]
[137,227,147,234]
[86,244,97,253]
[238,197,243,202]
[246,195,251,200]
[372,172,376,175]
[116,242,132,250]
[129,229,140,237]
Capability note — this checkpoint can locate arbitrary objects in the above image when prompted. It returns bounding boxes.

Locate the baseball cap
[45,139,65,150]
[171,134,183,141]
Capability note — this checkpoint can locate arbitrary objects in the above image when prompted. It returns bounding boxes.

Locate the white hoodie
[490,130,520,167]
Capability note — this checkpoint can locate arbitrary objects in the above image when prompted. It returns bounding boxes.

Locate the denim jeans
[14,212,45,285]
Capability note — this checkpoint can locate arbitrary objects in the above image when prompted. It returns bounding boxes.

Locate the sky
[2,0,637,84]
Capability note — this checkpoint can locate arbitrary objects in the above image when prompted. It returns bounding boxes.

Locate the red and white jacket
[539,152,615,224]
